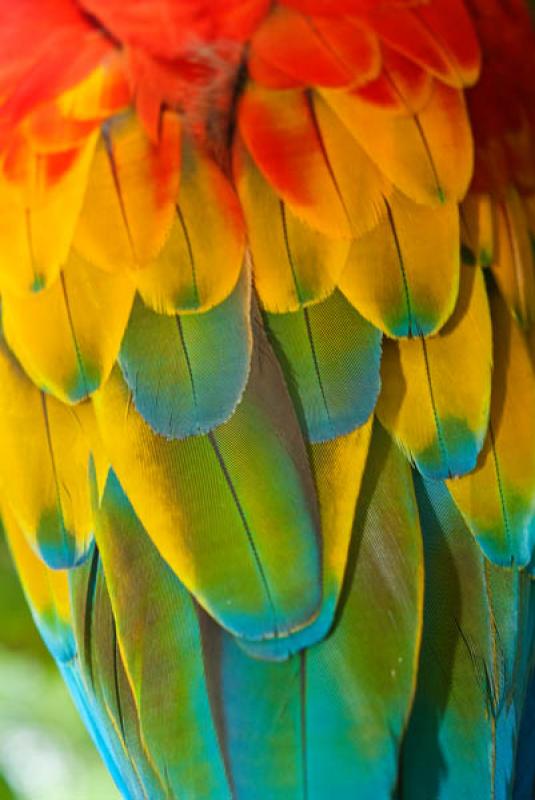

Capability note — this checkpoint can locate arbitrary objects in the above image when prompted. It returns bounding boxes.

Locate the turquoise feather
[513,665,535,800]
[119,268,252,439]
[204,613,304,800]
[402,476,533,800]
[69,544,163,799]
[59,662,138,800]
[264,289,382,442]
[302,422,422,799]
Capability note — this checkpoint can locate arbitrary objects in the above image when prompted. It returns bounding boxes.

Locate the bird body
[0,0,535,797]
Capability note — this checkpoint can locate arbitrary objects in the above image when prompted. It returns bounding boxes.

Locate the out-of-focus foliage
[0,535,119,800]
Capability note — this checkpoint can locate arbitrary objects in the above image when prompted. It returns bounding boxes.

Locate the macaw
[0,0,534,797]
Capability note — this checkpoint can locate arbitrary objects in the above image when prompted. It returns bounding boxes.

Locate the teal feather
[302,422,422,799]
[69,544,163,799]
[59,662,138,800]
[264,289,382,442]
[202,613,304,800]
[513,666,535,800]
[119,267,252,439]
[402,476,533,800]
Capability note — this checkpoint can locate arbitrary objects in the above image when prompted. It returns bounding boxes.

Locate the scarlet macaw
[0,0,534,797]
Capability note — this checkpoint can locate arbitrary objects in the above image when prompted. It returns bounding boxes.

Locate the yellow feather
[0,133,97,294]
[74,400,110,502]
[92,331,321,641]
[339,189,460,337]
[238,83,351,237]
[321,81,473,206]
[310,418,373,603]
[490,186,535,327]
[235,143,348,313]
[376,266,492,479]
[243,418,373,659]
[312,93,392,239]
[447,288,535,566]
[0,336,94,567]
[136,139,245,314]
[1,501,71,625]
[2,249,135,403]
[73,111,181,272]
[461,192,494,266]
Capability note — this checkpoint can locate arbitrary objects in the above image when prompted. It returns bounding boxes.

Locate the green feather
[94,469,232,799]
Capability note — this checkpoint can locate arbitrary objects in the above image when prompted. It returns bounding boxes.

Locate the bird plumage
[0,0,534,797]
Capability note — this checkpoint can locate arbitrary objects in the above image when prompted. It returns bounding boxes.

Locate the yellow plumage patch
[136,138,245,314]
[236,142,348,313]
[322,81,473,206]
[2,249,135,403]
[447,288,535,567]
[339,189,460,337]
[2,501,72,623]
[376,266,492,479]
[461,192,494,266]
[0,335,94,567]
[74,111,181,273]
[490,186,535,327]
[0,132,98,294]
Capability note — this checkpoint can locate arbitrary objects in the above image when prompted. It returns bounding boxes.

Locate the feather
[119,266,251,439]
[322,79,473,206]
[94,470,231,799]
[69,545,164,799]
[461,191,494,266]
[2,504,136,798]
[364,1,479,88]
[513,665,535,800]
[377,265,492,480]
[375,49,434,115]
[0,131,97,294]
[264,289,382,442]
[415,0,481,86]
[242,418,373,659]
[93,316,321,643]
[2,249,135,403]
[1,501,74,661]
[73,110,181,272]
[249,7,379,89]
[490,186,535,327]
[204,615,304,799]
[237,83,350,237]
[311,93,393,238]
[136,138,245,315]
[199,421,422,798]
[402,476,532,800]
[235,141,349,313]
[447,287,535,567]
[300,422,423,798]
[339,189,460,337]
[0,331,94,567]
[362,5,473,88]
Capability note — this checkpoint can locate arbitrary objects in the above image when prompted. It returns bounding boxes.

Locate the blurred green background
[0,537,119,800]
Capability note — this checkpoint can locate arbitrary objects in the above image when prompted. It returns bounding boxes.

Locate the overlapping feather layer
[0,0,534,797]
